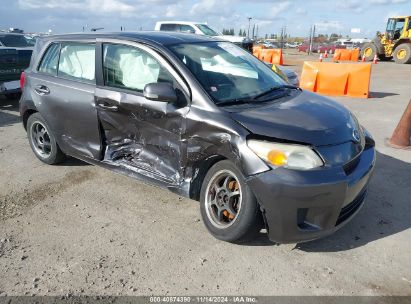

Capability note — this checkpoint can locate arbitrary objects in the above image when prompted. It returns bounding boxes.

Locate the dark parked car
[20,32,376,243]
[0,33,33,99]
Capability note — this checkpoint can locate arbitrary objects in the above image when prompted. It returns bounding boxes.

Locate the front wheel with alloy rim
[200,160,263,243]
[361,43,378,61]
[27,113,65,165]
[393,43,411,64]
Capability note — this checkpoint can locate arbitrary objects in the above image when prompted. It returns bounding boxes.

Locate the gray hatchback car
[20,32,376,243]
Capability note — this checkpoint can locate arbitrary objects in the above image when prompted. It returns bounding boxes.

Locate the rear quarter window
[38,43,60,76]
[160,24,178,31]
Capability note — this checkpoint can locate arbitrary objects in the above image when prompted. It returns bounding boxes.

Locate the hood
[230,90,358,146]
[219,35,246,43]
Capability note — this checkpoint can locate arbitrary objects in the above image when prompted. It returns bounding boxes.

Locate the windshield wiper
[215,98,254,107]
[215,85,299,106]
[252,84,298,101]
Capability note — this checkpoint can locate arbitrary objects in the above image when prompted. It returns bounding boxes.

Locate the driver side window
[103,44,175,93]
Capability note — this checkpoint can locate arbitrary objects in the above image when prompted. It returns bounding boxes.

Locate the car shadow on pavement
[0,110,20,128]
[244,151,411,250]
[0,96,20,112]
[58,157,90,167]
[0,97,21,127]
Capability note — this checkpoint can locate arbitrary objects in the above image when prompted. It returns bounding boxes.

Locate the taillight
[20,72,25,90]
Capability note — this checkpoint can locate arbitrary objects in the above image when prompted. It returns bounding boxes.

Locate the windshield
[170,42,286,104]
[195,24,220,36]
[0,34,32,47]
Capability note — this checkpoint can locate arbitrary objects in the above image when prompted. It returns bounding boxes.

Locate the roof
[155,21,207,25]
[0,32,26,36]
[41,31,222,46]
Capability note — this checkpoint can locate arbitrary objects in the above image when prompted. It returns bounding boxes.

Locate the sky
[0,0,410,38]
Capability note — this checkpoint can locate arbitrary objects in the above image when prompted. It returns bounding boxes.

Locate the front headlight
[247,140,324,170]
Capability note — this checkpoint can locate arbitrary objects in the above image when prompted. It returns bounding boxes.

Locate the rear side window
[38,43,60,76]
[58,43,95,83]
[103,44,175,92]
[160,24,178,31]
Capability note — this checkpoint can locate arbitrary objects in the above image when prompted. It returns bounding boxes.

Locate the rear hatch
[0,48,32,83]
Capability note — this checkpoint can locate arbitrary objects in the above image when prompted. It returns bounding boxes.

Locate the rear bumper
[0,80,20,95]
[247,145,376,244]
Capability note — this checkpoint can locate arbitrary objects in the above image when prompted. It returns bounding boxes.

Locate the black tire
[200,160,263,243]
[361,43,378,61]
[27,112,65,165]
[393,43,411,64]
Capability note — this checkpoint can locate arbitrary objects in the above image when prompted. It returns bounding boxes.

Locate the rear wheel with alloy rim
[200,160,263,243]
[27,113,65,164]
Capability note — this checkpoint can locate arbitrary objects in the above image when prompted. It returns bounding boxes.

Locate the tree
[329,33,339,42]
[239,29,242,36]
[316,34,327,43]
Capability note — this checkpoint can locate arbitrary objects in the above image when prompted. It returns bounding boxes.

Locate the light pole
[247,17,252,38]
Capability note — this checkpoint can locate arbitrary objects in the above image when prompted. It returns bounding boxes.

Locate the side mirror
[143,82,177,103]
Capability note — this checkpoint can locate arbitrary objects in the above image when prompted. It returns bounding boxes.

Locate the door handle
[34,85,50,95]
[98,103,118,111]
[96,97,119,112]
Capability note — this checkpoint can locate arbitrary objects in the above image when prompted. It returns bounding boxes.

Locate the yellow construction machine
[361,16,411,64]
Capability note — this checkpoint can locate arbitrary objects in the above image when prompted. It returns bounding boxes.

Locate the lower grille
[336,190,367,226]
[343,155,360,175]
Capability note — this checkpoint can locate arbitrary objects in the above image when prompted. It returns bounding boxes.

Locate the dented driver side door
[95,40,190,185]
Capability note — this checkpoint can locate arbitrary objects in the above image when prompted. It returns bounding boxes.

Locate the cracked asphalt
[0,51,410,296]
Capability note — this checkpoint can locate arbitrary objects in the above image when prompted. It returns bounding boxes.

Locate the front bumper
[247,144,376,244]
